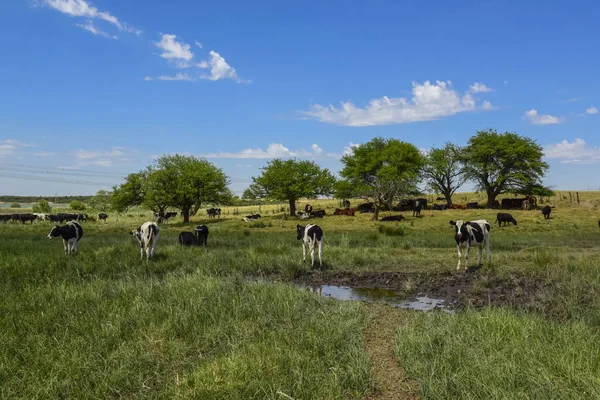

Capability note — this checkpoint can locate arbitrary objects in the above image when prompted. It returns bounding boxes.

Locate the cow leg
[317,239,323,267]
[463,243,471,270]
[140,244,145,259]
[456,245,462,270]
[477,244,482,266]
[63,239,68,255]
[310,243,315,268]
[302,242,307,263]
[71,239,77,255]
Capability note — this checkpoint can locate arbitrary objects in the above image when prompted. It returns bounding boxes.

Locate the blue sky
[1,0,599,196]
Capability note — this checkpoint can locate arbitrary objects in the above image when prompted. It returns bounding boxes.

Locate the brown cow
[449,203,467,210]
[333,208,356,216]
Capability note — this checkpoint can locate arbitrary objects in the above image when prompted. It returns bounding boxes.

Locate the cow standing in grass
[131,221,160,260]
[195,225,209,247]
[495,213,517,227]
[542,205,552,219]
[297,224,324,268]
[47,221,83,255]
[450,220,491,271]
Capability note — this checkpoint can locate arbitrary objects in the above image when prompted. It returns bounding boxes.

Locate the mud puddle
[308,285,452,313]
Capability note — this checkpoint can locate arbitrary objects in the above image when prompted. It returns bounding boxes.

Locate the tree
[242,182,265,200]
[70,200,86,211]
[251,159,336,216]
[32,200,52,214]
[88,190,112,212]
[462,129,549,208]
[422,143,467,205]
[111,172,146,213]
[339,137,424,220]
[333,180,356,207]
[10,203,21,208]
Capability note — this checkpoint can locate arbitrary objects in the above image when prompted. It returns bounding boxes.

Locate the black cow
[179,231,199,246]
[495,212,517,227]
[432,204,448,210]
[380,215,404,222]
[195,225,209,247]
[466,202,479,209]
[310,209,326,218]
[12,213,37,224]
[541,205,552,219]
[502,198,527,210]
[47,221,84,255]
[97,213,109,223]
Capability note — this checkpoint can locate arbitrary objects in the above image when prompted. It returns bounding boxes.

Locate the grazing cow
[12,213,37,224]
[413,200,422,217]
[0,214,11,223]
[541,205,552,219]
[244,213,262,222]
[297,224,324,268]
[207,208,221,220]
[179,231,198,246]
[495,212,517,227]
[310,209,326,218]
[522,200,530,210]
[130,221,160,260]
[450,220,491,271]
[194,225,209,247]
[97,213,108,223]
[47,221,83,255]
[333,208,356,216]
[432,204,448,211]
[380,215,405,222]
[304,204,313,213]
[466,202,479,210]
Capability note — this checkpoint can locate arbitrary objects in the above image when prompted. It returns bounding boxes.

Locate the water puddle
[308,285,453,313]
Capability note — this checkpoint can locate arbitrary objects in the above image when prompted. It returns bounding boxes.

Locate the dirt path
[363,304,419,400]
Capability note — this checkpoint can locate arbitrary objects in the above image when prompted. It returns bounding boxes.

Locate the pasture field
[1,192,600,399]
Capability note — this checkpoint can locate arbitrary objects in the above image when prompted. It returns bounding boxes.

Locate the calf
[297,224,324,268]
[541,205,552,219]
[495,212,517,227]
[380,215,404,222]
[47,221,83,255]
[130,221,160,260]
[244,214,262,222]
[179,231,199,246]
[412,200,422,217]
[97,213,109,223]
[194,224,209,247]
[450,219,491,271]
[333,208,356,216]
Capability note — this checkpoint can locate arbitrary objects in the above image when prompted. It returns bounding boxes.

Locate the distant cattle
[194,225,209,247]
[0,214,11,223]
[207,208,221,220]
[379,215,405,222]
[11,213,37,224]
[310,209,326,218]
[47,221,83,255]
[541,205,552,219]
[178,231,199,246]
[97,213,108,223]
[450,219,491,271]
[449,203,467,210]
[397,198,428,212]
[154,211,177,223]
[495,212,517,227]
[357,203,375,213]
[466,202,479,209]
[131,221,160,260]
[297,223,324,268]
[502,198,528,210]
[343,200,351,208]
[436,197,446,201]
[244,213,262,222]
[432,204,448,211]
[333,208,356,216]
[413,200,422,217]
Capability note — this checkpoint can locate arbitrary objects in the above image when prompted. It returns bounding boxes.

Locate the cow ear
[449,220,456,226]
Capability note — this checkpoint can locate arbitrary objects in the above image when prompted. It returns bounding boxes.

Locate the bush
[32,200,52,214]
[70,200,86,211]
[10,203,20,208]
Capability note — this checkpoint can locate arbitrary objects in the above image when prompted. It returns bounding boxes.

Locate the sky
[1,0,599,196]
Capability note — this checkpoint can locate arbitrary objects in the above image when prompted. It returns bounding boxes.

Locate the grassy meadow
[1,191,600,399]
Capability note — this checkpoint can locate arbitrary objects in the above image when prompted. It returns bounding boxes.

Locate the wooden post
[576,192,580,205]
[569,192,572,203]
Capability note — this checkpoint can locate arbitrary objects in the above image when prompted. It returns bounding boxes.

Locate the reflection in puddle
[308,285,453,313]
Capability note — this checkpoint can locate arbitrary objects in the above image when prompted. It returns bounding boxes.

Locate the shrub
[70,200,86,211]
[32,200,52,214]
[10,203,20,208]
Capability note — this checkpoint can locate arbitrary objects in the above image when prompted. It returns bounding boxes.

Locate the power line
[0,173,115,187]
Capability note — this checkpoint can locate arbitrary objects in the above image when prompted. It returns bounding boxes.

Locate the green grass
[395,308,600,400]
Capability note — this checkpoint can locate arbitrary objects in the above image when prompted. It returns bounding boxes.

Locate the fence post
[569,192,572,203]
[576,192,580,204]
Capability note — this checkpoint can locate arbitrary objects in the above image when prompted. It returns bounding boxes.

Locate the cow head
[47,226,61,239]
[296,224,306,240]
[449,220,468,241]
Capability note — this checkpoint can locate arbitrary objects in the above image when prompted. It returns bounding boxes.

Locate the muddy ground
[291,268,560,316]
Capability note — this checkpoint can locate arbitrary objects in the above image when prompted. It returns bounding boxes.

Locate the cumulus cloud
[481,100,497,111]
[586,106,598,115]
[76,20,117,39]
[155,33,194,65]
[200,51,249,83]
[69,146,131,167]
[523,109,563,125]
[544,138,600,164]
[42,0,140,35]
[200,143,339,159]
[303,80,481,127]
[469,82,493,93]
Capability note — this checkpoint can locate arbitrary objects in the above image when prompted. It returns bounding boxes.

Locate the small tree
[252,159,336,216]
[339,137,424,220]
[10,203,21,208]
[462,129,549,208]
[422,143,467,205]
[32,200,52,214]
[88,190,111,212]
[70,200,86,211]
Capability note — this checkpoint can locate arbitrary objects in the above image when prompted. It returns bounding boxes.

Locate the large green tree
[422,143,467,205]
[462,129,549,208]
[251,158,336,216]
[339,137,424,220]
[111,155,231,223]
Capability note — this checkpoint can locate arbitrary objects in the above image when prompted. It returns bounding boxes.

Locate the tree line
[109,129,552,221]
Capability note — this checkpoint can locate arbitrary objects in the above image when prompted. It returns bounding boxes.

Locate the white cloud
[561,97,585,103]
[523,109,563,125]
[76,20,117,39]
[200,51,248,83]
[157,73,196,81]
[196,61,209,69]
[469,82,493,93]
[303,80,481,127]
[201,143,339,159]
[586,106,598,115]
[195,41,203,48]
[481,100,497,110]
[0,139,34,157]
[33,151,56,156]
[144,76,153,81]
[42,0,139,35]
[155,33,193,62]
[64,146,131,167]
[343,142,360,156]
[544,138,600,164]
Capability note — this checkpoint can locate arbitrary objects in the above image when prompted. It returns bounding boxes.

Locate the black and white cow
[194,224,209,247]
[412,200,422,217]
[130,221,160,260]
[47,221,84,255]
[449,219,491,271]
[243,214,262,222]
[495,212,517,227]
[207,208,221,220]
[297,224,324,268]
[97,213,109,223]
[178,231,199,246]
